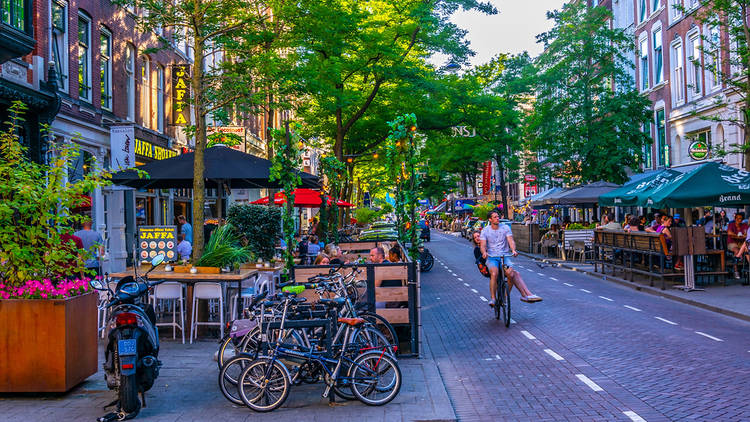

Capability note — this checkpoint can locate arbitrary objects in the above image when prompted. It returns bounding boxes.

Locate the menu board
[138,225,178,262]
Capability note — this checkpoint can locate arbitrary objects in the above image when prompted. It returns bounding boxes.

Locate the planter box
[0,291,98,392]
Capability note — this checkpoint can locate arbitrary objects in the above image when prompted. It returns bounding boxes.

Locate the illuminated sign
[138,225,177,261]
[135,138,177,160]
[172,65,191,126]
[689,140,709,161]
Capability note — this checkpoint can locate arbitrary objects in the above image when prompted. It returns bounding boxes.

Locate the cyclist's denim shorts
[486,255,513,269]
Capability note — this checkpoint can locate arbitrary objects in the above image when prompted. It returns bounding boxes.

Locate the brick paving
[423,231,750,421]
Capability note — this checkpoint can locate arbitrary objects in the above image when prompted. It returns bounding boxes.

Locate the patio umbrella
[598,169,683,207]
[552,181,621,205]
[251,188,354,207]
[111,145,319,189]
[528,187,564,208]
[644,162,750,208]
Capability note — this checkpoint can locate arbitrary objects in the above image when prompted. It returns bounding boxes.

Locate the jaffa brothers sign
[172,65,191,126]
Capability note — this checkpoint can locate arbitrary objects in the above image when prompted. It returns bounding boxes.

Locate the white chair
[152,282,185,344]
[190,282,224,343]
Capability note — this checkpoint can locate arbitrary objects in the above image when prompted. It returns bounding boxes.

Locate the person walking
[74,219,104,276]
[178,215,193,243]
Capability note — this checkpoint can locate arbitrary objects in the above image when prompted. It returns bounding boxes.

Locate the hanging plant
[269,123,303,272]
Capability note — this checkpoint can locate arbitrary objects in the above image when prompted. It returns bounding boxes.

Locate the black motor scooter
[92,254,166,421]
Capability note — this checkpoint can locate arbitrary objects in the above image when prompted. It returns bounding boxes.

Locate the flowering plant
[0,278,91,300]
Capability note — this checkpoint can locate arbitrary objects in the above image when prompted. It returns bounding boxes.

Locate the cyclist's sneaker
[521,294,543,303]
[488,299,496,307]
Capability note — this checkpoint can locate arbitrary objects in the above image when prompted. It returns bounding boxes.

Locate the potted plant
[193,223,253,272]
[0,102,111,392]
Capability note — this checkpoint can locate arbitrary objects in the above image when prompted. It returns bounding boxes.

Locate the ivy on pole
[319,156,346,244]
[269,122,302,273]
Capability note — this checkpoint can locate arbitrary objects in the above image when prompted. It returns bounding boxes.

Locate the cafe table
[108,267,259,335]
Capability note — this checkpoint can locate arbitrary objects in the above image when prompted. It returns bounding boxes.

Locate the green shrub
[227,204,281,260]
[195,223,253,267]
[353,207,378,226]
[473,203,496,221]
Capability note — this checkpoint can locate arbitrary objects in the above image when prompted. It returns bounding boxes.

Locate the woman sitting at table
[314,253,330,265]
[388,247,403,263]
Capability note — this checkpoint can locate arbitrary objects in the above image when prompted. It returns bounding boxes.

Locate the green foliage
[269,125,302,271]
[473,203,495,221]
[0,102,112,287]
[195,223,253,267]
[353,208,378,227]
[207,132,243,149]
[528,3,652,185]
[227,204,282,260]
[319,156,346,242]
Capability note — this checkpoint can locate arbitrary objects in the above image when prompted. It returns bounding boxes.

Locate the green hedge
[227,204,282,260]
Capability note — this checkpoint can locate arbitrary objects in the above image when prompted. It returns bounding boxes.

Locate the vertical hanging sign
[482,161,492,195]
[110,125,135,171]
[172,64,191,126]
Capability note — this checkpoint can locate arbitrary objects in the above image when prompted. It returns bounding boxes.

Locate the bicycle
[494,258,511,327]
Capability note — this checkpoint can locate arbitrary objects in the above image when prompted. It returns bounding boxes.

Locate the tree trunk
[265,92,275,159]
[192,30,206,260]
[335,108,344,161]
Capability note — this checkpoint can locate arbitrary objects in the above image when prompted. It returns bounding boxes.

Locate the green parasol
[645,162,750,208]
[598,169,682,206]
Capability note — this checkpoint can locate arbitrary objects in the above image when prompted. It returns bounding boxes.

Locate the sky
[434,0,567,68]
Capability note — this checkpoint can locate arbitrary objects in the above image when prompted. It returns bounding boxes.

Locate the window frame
[141,56,151,128]
[669,0,682,24]
[671,38,685,105]
[686,30,702,101]
[50,0,68,93]
[157,65,165,133]
[704,25,721,92]
[652,0,659,13]
[652,25,663,85]
[77,12,92,102]
[125,44,136,121]
[639,35,650,91]
[99,27,112,111]
[639,0,648,23]
[655,109,668,167]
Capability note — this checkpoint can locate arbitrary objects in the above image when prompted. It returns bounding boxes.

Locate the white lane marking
[463,283,470,287]
[536,272,545,277]
[579,289,592,293]
[695,331,724,342]
[654,317,678,325]
[623,410,647,422]
[563,282,573,287]
[521,330,536,340]
[457,277,463,281]
[598,296,613,301]
[495,354,501,360]
[479,296,488,302]
[575,374,604,392]
[510,319,517,324]
[550,277,559,281]
[624,305,642,312]
[484,358,493,361]
[544,349,565,361]
[471,288,478,293]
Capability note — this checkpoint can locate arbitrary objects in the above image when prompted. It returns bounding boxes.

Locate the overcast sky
[433,0,567,67]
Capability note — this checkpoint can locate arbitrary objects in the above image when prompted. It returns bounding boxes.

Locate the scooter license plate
[118,339,137,356]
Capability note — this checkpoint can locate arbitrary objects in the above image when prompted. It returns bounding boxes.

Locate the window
[50,1,68,93]
[652,0,659,13]
[705,26,721,91]
[640,37,650,91]
[100,28,112,110]
[2,0,27,31]
[670,0,682,22]
[640,0,648,22]
[77,14,91,101]
[126,44,135,121]
[656,109,668,167]
[672,40,684,104]
[687,32,702,100]
[653,27,663,84]
[643,122,653,169]
[141,56,151,128]
[157,65,164,132]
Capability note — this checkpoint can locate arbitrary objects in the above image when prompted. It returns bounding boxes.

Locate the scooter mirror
[151,253,166,267]
[89,279,106,290]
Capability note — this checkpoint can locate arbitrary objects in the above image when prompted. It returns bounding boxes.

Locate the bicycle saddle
[337,317,365,326]
[318,297,347,308]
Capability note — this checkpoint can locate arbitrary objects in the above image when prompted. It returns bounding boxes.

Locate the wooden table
[108,268,259,336]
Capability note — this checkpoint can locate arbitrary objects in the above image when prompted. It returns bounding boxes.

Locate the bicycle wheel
[218,354,256,405]
[359,312,398,352]
[502,279,511,328]
[350,351,402,406]
[494,271,502,320]
[238,358,290,412]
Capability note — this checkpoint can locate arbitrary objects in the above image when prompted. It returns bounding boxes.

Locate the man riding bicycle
[479,210,542,306]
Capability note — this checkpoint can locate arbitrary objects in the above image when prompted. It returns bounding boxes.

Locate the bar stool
[190,282,223,343]
[152,282,185,344]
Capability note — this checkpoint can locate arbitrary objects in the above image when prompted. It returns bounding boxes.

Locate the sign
[110,125,135,171]
[524,183,537,197]
[524,174,537,182]
[482,161,492,195]
[172,65,191,126]
[451,126,476,137]
[689,140,709,161]
[135,138,178,160]
[207,126,246,152]
[138,225,178,262]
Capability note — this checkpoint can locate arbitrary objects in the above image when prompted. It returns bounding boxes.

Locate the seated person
[388,247,403,263]
[325,244,348,265]
[728,212,748,278]
[471,230,490,278]
[307,235,321,256]
[314,253,330,265]
[733,238,750,284]
[176,233,192,260]
[624,216,642,232]
[368,247,389,264]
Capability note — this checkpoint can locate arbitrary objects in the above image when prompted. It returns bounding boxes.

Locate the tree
[684,1,750,170]
[117,0,269,259]
[527,3,652,185]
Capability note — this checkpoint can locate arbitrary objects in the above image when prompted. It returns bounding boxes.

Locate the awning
[598,169,682,207]
[250,188,353,207]
[545,181,620,205]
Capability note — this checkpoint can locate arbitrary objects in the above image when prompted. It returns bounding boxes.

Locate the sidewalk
[519,250,750,323]
[0,339,456,422]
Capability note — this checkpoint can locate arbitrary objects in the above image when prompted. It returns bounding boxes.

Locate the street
[422,232,750,421]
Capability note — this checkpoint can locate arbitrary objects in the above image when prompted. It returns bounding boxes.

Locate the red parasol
[250,188,354,207]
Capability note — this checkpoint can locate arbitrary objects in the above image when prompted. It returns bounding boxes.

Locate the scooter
[91,254,166,421]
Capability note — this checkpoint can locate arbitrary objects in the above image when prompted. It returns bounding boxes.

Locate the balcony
[0,0,35,64]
